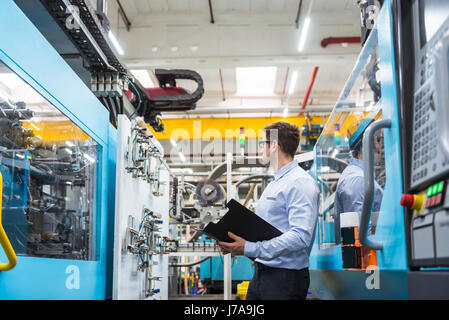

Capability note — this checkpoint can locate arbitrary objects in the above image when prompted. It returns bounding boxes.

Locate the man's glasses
[258,140,270,148]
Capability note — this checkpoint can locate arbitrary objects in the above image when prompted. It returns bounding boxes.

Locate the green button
[433,185,438,195]
[427,188,433,196]
[438,182,444,193]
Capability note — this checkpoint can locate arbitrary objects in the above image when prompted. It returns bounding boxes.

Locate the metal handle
[0,171,17,271]
[360,119,391,251]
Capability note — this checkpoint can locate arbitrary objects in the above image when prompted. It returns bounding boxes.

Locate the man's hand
[218,232,246,256]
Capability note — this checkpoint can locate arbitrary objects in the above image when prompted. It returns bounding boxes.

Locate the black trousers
[246,262,309,300]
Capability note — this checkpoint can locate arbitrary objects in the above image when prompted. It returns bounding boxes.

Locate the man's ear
[271,140,279,153]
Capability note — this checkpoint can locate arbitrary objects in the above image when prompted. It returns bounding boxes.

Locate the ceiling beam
[116,0,132,32]
[123,53,358,69]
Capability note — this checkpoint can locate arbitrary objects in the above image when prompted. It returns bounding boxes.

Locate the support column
[223,153,233,300]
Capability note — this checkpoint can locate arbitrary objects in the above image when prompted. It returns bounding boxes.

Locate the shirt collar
[274,159,298,181]
[349,158,364,169]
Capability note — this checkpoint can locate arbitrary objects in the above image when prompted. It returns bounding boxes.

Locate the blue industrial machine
[309,0,449,299]
[201,256,254,283]
[0,0,204,300]
[0,0,114,299]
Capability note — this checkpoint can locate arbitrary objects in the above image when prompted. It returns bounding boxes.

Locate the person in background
[217,121,320,300]
[333,119,384,244]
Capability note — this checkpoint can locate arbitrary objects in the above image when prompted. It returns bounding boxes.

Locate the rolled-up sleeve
[244,181,318,260]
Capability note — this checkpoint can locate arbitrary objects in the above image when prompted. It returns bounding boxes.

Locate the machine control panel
[406,1,449,268]
[424,181,446,209]
[403,178,449,267]
[411,9,449,188]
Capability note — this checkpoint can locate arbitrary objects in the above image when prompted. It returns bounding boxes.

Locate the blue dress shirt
[244,159,320,270]
[333,158,384,243]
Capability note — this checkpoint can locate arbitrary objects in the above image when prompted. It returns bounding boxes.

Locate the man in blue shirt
[218,121,320,300]
[333,125,384,244]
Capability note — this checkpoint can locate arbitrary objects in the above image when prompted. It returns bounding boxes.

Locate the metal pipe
[243,183,256,206]
[295,0,303,29]
[219,68,225,101]
[116,0,132,31]
[234,174,273,187]
[174,172,264,177]
[281,67,289,105]
[321,37,361,48]
[224,153,232,300]
[166,162,220,167]
[208,0,215,24]
[163,105,334,116]
[360,119,391,251]
[300,66,319,112]
[169,256,210,267]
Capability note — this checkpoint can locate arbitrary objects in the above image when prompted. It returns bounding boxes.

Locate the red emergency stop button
[400,194,415,208]
[401,193,425,212]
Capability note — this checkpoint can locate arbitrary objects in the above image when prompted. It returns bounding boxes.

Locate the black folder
[202,199,282,243]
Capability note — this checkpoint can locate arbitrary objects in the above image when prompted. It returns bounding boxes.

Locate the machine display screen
[419,0,449,48]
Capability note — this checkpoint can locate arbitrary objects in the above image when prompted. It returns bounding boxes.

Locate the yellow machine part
[237,281,250,300]
[151,116,329,141]
[0,172,17,271]
[22,120,90,146]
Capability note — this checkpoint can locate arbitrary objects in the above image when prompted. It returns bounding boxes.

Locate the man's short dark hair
[263,121,300,158]
[351,139,362,158]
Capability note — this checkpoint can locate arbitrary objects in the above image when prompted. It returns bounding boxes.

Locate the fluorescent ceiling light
[65,141,75,147]
[283,107,288,118]
[179,152,186,162]
[108,30,124,55]
[64,148,73,155]
[170,139,177,147]
[0,73,23,89]
[236,67,277,96]
[288,71,298,95]
[297,17,311,52]
[130,69,155,88]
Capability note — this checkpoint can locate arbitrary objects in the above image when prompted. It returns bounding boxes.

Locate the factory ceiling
[96,0,363,118]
